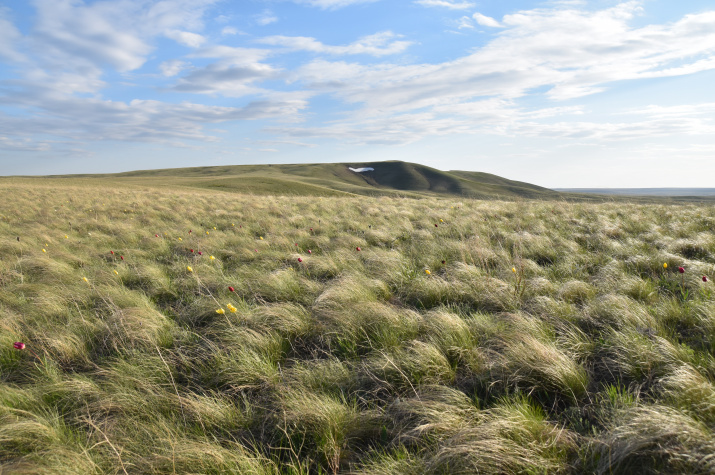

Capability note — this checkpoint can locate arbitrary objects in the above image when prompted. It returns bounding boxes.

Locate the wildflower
[83,277,88,283]
[295,243,298,246]
[190,249,194,253]
[254,249,258,252]
[704,276,709,283]
[187,266,193,272]
[14,342,25,350]
[114,270,119,275]
[298,257,303,263]
[308,250,312,254]
[206,231,209,235]
[425,269,431,275]
[42,249,46,253]
[435,224,438,227]
[356,247,361,251]
[189,230,192,234]
[64,235,68,239]
[227,303,237,313]
[213,227,216,230]
[178,237,182,241]
[198,251,203,256]
[228,286,235,292]
[209,255,215,261]
[679,267,685,274]
[110,251,114,255]
[120,256,124,260]
[259,236,263,240]
[164,232,168,236]
[155,234,159,237]
[442,260,446,264]
[232,223,235,227]
[663,263,668,269]
[310,228,313,232]
[512,267,517,273]
[216,308,225,315]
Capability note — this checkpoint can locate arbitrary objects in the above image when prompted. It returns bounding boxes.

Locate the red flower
[704,276,709,283]
[198,251,203,255]
[356,247,361,251]
[190,249,194,253]
[120,256,124,260]
[679,267,685,274]
[155,234,159,237]
[189,230,192,234]
[308,250,312,254]
[229,286,235,292]
[442,260,446,264]
[13,342,25,350]
[110,251,114,255]
[435,224,438,227]
[298,257,303,263]
[295,243,298,246]
[254,249,258,252]
[310,228,313,231]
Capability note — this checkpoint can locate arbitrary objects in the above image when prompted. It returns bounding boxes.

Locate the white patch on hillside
[349,167,374,172]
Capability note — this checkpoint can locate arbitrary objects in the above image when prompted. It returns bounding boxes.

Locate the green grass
[1,178,715,473]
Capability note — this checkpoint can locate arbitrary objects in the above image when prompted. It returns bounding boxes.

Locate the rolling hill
[33,161,560,200]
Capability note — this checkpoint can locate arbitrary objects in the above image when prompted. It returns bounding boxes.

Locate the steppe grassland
[1,180,714,474]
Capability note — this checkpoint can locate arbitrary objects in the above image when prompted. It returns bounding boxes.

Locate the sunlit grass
[1,181,714,473]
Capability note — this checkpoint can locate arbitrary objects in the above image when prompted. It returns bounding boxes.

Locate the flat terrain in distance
[1,171,714,473]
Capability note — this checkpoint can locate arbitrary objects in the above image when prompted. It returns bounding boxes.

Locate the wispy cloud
[255,10,278,26]
[472,12,503,28]
[290,0,380,9]
[258,31,412,56]
[414,0,475,10]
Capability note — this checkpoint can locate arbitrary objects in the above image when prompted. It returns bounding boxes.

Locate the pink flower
[679,267,685,274]
[308,250,312,254]
[155,234,159,237]
[356,247,361,251]
[13,342,25,350]
[298,257,303,263]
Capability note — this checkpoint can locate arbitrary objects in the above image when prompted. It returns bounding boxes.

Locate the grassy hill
[38,161,561,200]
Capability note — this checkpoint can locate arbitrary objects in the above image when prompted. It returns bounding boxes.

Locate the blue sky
[1,0,715,187]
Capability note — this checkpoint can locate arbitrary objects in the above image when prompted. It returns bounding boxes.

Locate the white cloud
[159,59,189,77]
[258,31,411,56]
[473,12,503,28]
[0,9,25,62]
[222,26,239,35]
[291,0,379,9]
[255,10,278,26]
[165,30,206,48]
[414,0,474,10]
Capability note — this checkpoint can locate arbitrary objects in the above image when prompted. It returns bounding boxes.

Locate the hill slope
[41,161,559,199]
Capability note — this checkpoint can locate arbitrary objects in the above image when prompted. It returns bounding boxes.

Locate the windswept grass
[1,180,715,473]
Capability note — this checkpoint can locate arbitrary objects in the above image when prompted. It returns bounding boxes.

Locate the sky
[1,0,715,187]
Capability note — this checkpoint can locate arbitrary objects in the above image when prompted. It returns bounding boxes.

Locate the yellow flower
[164,232,168,236]
[216,308,225,315]
[440,219,444,223]
[227,303,237,313]
[178,237,183,241]
[259,236,264,240]
[232,223,235,227]
[83,277,88,283]
[187,266,193,272]
[113,270,119,275]
[64,235,68,239]
[42,249,46,253]
[425,269,431,275]
[512,267,517,273]
[209,255,215,261]
[213,227,216,230]
[663,263,668,269]
[206,231,209,235]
